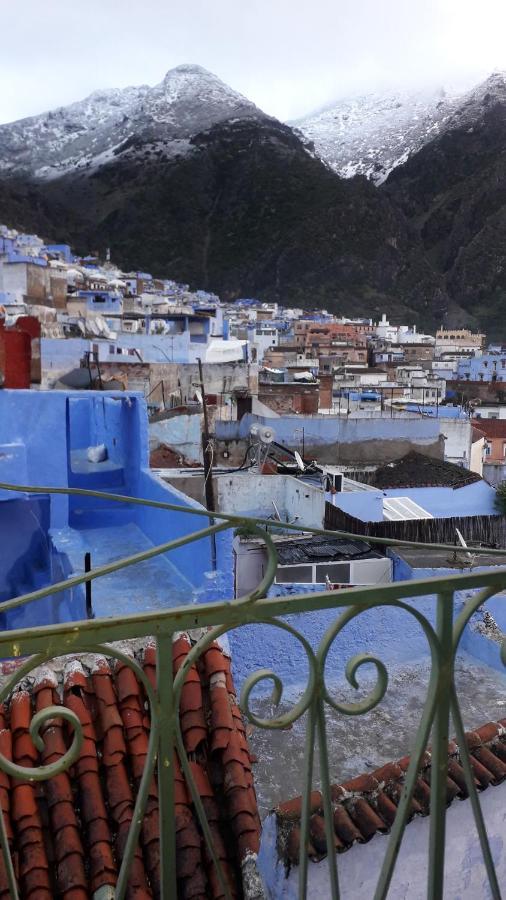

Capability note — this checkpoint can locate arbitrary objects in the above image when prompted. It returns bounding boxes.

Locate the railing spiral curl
[0,482,505,897]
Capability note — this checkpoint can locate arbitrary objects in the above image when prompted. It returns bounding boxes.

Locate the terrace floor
[249,654,506,816]
[53,521,191,618]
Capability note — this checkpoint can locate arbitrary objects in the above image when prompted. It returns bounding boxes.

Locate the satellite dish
[294,450,305,471]
[258,426,274,445]
[448,528,476,568]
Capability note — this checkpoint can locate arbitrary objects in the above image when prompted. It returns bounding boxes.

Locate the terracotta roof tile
[276,718,506,868]
[10,690,52,900]
[0,635,260,899]
[472,417,506,438]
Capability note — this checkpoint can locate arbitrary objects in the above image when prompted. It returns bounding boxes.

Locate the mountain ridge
[0,64,266,180]
[3,66,506,333]
[294,72,506,184]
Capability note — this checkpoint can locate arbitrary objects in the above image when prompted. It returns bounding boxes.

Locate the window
[315,563,350,584]
[275,565,312,584]
[485,442,492,457]
[383,497,433,521]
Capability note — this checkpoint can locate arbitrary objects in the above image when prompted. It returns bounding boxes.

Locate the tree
[494,481,506,515]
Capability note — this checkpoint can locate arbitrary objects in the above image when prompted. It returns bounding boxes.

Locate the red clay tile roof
[472,418,506,439]
[0,635,261,899]
[275,719,506,868]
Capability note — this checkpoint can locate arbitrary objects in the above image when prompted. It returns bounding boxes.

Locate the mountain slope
[292,86,463,183]
[385,74,506,336]
[294,74,506,186]
[18,116,443,322]
[0,65,450,327]
[0,64,266,179]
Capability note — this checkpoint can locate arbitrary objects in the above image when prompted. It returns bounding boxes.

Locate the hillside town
[3,225,506,898]
[4,0,506,888]
[2,222,506,488]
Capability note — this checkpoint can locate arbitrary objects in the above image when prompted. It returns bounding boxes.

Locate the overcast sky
[1,0,506,124]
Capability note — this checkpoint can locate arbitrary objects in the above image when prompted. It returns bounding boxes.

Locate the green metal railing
[1,481,506,899]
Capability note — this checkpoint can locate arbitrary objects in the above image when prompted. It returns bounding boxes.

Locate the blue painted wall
[0,390,233,628]
[330,481,497,523]
[457,354,506,383]
[403,404,468,419]
[0,494,85,629]
[44,244,73,263]
[228,548,506,692]
[77,290,123,313]
[227,579,442,690]
[215,413,440,447]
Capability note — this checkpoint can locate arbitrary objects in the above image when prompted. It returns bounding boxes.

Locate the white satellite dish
[258,426,274,445]
[450,528,476,568]
[294,450,305,471]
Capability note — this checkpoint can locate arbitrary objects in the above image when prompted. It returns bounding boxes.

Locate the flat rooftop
[249,655,506,816]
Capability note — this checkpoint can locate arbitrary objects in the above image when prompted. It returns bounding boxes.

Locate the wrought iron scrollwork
[0,483,505,897]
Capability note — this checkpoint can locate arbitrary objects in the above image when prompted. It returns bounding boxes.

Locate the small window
[315,563,351,583]
[275,565,312,584]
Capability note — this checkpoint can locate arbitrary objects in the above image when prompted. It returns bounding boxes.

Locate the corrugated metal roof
[275,536,380,564]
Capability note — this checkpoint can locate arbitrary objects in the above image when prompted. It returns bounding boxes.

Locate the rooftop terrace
[1,391,506,897]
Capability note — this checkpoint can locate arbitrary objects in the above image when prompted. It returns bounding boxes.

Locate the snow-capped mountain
[292,86,461,184]
[0,64,266,179]
[293,73,506,184]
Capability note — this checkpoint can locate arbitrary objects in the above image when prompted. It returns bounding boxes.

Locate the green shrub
[494,481,506,514]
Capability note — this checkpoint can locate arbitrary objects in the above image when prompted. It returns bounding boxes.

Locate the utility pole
[197,358,215,512]
[197,358,217,568]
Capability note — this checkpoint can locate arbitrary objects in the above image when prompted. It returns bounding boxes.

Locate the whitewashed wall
[259,782,506,898]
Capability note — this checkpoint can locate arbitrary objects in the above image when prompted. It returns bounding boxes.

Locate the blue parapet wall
[215,412,441,447]
[331,480,498,523]
[0,390,233,627]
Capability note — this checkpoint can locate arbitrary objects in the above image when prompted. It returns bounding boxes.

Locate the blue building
[457,353,506,382]
[0,390,232,631]
[44,243,74,264]
[76,289,123,314]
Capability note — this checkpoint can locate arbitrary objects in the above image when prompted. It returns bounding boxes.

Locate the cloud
[1,0,505,123]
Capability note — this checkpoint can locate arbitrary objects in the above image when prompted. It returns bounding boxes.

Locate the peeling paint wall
[149,413,203,464]
[215,413,443,465]
[217,474,325,529]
